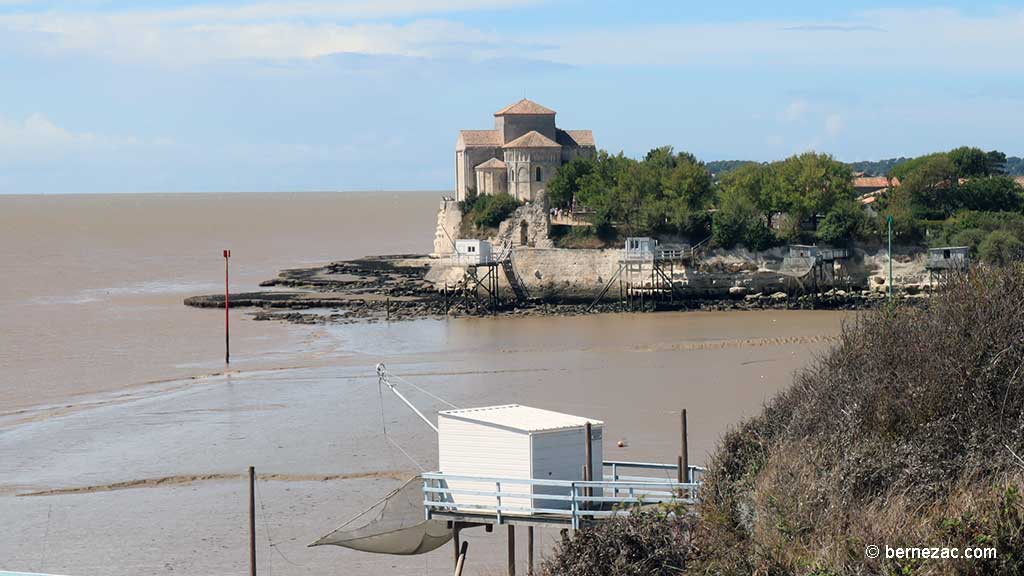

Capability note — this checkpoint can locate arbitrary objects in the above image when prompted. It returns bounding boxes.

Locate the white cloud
[3,5,1022,70]
[780,99,809,123]
[534,7,1024,71]
[0,1,543,64]
[0,113,171,164]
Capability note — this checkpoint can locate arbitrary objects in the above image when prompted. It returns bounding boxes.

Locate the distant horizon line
[0,189,452,197]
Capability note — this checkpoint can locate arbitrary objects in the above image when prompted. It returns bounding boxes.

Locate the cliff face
[427,244,934,302]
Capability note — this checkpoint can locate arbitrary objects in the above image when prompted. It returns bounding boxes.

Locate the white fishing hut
[453,239,492,265]
[437,405,603,512]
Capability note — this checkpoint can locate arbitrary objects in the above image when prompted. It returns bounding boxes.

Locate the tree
[546,157,594,210]
[897,153,958,219]
[957,176,1024,212]
[979,230,1023,265]
[816,199,868,245]
[767,152,854,241]
[948,146,990,178]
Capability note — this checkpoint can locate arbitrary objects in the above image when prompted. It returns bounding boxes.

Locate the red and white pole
[224,249,231,364]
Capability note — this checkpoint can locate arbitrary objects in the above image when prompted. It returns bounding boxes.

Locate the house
[927,246,970,271]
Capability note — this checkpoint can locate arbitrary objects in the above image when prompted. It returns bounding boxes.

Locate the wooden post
[454,541,469,576]
[527,526,534,576]
[386,296,391,321]
[680,409,689,485]
[507,525,516,576]
[224,249,231,364]
[248,466,256,576]
[584,421,593,510]
[452,524,461,568]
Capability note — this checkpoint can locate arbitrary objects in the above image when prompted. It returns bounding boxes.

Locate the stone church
[455,99,596,203]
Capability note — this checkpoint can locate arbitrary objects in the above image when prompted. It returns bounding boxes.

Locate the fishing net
[310,475,452,555]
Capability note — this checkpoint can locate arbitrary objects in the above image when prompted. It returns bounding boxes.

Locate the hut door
[520,221,529,246]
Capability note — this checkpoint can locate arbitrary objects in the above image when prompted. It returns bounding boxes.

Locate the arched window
[535,166,542,182]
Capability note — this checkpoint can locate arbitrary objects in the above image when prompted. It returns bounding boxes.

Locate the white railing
[422,461,703,529]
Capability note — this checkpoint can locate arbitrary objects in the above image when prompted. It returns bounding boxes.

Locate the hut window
[535,167,542,182]
[943,249,951,259]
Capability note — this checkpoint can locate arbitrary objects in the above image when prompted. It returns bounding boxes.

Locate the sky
[1,1,1023,193]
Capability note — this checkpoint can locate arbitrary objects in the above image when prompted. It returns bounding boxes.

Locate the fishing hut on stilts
[312,364,704,575]
[589,237,699,312]
[448,240,529,315]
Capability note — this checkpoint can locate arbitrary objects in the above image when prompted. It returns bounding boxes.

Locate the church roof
[503,130,561,149]
[494,99,556,116]
[475,158,507,170]
[556,129,595,147]
[457,130,502,148]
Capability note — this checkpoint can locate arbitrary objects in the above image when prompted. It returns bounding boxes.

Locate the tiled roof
[1015,176,1024,187]
[503,130,561,149]
[494,99,556,116]
[853,176,893,189]
[475,158,507,170]
[556,129,595,147]
[457,130,501,148]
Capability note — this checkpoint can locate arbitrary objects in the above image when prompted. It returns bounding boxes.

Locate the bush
[694,266,1024,575]
[541,504,698,576]
[978,230,1023,265]
[466,193,520,229]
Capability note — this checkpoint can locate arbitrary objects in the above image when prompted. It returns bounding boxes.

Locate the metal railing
[422,461,703,529]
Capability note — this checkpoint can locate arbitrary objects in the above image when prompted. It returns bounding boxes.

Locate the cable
[389,370,459,409]
[255,477,310,569]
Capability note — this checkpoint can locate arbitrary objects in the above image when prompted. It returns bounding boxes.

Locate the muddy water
[0,193,850,575]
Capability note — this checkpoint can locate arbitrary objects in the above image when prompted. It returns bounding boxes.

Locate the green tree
[546,157,594,210]
[767,152,854,241]
[948,146,990,178]
[956,176,1024,212]
[816,199,868,245]
[979,230,1023,265]
[898,153,958,219]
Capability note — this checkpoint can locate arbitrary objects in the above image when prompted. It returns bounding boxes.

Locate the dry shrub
[695,265,1024,575]
[548,266,1024,575]
[541,504,698,576]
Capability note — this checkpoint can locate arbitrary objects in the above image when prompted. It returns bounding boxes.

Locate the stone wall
[494,200,554,249]
[431,198,463,257]
[425,242,934,301]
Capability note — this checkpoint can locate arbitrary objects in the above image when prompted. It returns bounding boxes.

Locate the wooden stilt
[507,525,516,576]
[527,526,534,576]
[248,466,256,576]
[584,421,593,510]
[454,541,469,576]
[453,525,461,568]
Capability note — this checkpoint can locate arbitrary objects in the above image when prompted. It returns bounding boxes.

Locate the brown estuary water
[0,192,849,575]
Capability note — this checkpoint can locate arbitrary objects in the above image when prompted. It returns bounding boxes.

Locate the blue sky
[1,1,1023,193]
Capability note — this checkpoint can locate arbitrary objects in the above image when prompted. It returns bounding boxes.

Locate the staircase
[498,242,529,302]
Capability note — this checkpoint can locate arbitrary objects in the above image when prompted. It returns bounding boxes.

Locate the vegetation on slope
[546,266,1024,575]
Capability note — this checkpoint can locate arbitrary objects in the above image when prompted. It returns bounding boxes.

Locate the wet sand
[1,309,847,576]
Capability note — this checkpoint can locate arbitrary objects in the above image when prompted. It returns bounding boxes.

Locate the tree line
[546,145,1024,263]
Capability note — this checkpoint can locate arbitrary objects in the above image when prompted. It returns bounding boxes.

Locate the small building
[453,239,492,265]
[789,244,819,259]
[623,237,657,260]
[437,404,603,512]
[927,246,970,270]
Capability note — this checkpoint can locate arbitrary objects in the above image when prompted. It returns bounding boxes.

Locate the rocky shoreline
[184,254,904,326]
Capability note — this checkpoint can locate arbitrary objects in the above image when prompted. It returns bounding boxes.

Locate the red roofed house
[455,99,596,202]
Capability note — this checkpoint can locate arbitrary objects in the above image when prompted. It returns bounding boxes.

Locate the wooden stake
[527,526,534,576]
[248,466,256,576]
[584,421,593,510]
[680,409,689,485]
[224,249,231,364]
[453,524,461,568]
[507,525,516,576]
[454,541,469,576]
